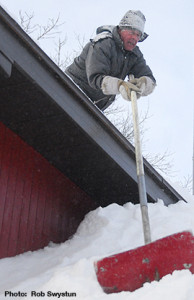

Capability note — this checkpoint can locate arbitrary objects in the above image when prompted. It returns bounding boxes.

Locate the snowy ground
[0,186,194,300]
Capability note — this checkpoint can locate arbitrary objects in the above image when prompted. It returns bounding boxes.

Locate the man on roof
[65,10,156,111]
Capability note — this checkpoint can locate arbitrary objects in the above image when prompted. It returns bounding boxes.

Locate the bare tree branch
[19,11,64,41]
[179,175,192,192]
[19,11,37,34]
[36,15,63,40]
[105,101,151,144]
[50,37,70,70]
[144,149,176,176]
[73,33,87,51]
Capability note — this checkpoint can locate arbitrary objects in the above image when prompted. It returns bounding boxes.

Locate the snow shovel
[94,76,194,294]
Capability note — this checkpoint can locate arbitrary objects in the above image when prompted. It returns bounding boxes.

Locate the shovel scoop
[94,76,194,293]
[94,231,194,293]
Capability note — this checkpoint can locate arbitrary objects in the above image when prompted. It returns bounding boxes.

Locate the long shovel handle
[130,75,151,244]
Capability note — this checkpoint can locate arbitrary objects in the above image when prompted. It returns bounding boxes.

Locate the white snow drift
[0,186,194,300]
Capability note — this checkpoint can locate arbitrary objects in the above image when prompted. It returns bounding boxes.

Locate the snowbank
[0,193,194,299]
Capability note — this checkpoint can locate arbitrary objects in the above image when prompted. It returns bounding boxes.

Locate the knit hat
[119,10,148,42]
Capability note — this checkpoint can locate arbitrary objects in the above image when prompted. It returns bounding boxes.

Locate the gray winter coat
[65,26,156,111]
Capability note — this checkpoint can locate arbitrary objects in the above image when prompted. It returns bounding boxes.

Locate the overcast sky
[1,0,194,188]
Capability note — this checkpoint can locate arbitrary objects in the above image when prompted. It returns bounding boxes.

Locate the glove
[101,76,121,95]
[101,76,141,101]
[118,81,141,101]
[130,76,156,98]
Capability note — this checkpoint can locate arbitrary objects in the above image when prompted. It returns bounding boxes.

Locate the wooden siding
[0,122,96,259]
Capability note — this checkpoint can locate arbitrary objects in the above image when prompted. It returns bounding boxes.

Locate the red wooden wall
[0,122,96,259]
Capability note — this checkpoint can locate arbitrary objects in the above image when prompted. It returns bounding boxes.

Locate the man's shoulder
[92,31,113,43]
[92,25,115,43]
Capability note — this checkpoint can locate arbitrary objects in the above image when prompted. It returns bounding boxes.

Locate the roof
[0,6,185,206]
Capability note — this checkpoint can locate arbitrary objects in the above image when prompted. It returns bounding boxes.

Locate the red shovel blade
[94,231,194,294]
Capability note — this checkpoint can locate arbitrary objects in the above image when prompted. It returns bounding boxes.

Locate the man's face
[119,28,141,51]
